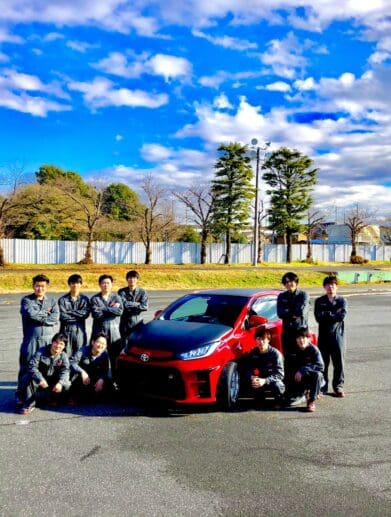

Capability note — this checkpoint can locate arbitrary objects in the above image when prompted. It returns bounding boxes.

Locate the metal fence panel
[0,238,390,264]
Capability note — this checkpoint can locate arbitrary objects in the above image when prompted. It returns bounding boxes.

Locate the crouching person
[242,328,285,407]
[18,333,70,415]
[69,334,113,403]
[292,328,325,412]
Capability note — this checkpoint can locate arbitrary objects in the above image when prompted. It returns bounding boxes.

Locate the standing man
[277,271,310,405]
[59,274,90,357]
[90,275,123,379]
[17,274,59,401]
[118,270,148,342]
[314,275,347,397]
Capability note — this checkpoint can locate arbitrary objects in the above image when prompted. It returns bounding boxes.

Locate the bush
[350,255,369,265]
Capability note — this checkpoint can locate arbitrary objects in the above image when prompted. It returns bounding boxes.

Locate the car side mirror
[248,315,268,328]
[154,309,163,320]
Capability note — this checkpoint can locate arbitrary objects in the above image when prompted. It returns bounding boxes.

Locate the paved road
[0,289,390,516]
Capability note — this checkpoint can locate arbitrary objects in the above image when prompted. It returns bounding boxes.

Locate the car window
[163,294,249,327]
[250,297,278,321]
[165,296,209,320]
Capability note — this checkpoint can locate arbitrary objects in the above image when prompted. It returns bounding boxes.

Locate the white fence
[1,239,390,264]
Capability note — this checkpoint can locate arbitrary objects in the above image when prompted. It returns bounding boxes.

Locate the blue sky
[0,0,390,218]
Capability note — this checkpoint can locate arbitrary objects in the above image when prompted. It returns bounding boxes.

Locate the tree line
[0,145,371,266]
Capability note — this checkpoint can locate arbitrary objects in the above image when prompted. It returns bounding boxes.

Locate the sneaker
[287,394,306,407]
[19,406,35,415]
[306,401,316,412]
[335,389,345,398]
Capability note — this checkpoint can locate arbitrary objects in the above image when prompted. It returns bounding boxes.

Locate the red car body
[117,288,313,408]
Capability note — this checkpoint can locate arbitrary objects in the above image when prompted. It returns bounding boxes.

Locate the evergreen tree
[211,143,254,264]
[262,147,318,263]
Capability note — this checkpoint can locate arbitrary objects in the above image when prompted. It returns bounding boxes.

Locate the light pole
[250,139,270,266]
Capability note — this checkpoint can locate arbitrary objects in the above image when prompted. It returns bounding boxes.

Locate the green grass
[1,261,389,293]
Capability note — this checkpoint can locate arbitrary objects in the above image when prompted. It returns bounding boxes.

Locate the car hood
[127,320,231,353]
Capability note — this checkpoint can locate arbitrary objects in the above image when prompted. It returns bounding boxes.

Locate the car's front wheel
[217,361,240,410]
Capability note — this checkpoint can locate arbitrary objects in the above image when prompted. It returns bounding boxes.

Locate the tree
[345,206,372,260]
[211,143,254,264]
[102,183,144,222]
[173,185,215,264]
[36,165,106,263]
[262,147,318,263]
[136,176,175,264]
[303,210,325,261]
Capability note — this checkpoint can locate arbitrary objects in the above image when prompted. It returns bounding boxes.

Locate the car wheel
[217,361,240,410]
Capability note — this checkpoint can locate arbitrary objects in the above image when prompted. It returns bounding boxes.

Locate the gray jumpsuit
[59,293,90,356]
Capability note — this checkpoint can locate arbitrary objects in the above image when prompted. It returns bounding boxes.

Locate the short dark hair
[68,274,83,285]
[295,327,310,339]
[255,328,271,340]
[91,332,107,343]
[32,274,50,285]
[281,272,299,285]
[51,332,68,345]
[99,274,113,284]
[323,275,338,287]
[126,270,140,280]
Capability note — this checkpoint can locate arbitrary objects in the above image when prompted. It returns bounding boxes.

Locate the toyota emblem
[140,353,150,362]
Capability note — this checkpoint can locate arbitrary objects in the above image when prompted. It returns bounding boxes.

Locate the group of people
[15,270,148,415]
[243,272,347,412]
[15,269,347,415]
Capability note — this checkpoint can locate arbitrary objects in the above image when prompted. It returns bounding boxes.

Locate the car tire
[217,361,240,410]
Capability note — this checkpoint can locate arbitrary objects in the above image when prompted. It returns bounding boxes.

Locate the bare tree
[137,176,175,264]
[256,199,268,264]
[55,178,105,264]
[345,206,372,261]
[0,163,31,266]
[303,210,325,261]
[173,184,215,264]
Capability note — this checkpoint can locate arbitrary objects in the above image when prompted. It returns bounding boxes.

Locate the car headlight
[178,341,221,360]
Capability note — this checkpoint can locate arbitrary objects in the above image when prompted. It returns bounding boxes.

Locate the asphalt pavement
[0,286,390,516]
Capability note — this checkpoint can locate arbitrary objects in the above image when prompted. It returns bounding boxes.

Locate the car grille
[119,363,186,400]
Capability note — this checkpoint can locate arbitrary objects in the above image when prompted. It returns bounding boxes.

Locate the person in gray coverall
[314,275,347,398]
[18,333,70,415]
[59,274,90,357]
[16,274,59,401]
[118,270,148,342]
[277,272,310,405]
[90,274,123,379]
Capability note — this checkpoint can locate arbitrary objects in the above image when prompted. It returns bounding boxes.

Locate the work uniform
[277,288,310,392]
[17,294,59,391]
[59,293,91,356]
[70,345,111,400]
[292,344,324,403]
[242,345,285,401]
[314,294,347,393]
[19,345,70,409]
[90,293,123,376]
[118,286,148,340]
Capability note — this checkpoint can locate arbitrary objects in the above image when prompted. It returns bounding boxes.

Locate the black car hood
[128,320,231,353]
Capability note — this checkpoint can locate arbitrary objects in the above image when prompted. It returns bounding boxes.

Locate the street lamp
[250,139,271,266]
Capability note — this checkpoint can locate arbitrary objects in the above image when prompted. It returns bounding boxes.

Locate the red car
[117,288,308,408]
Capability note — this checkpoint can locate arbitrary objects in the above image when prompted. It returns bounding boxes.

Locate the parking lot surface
[0,288,390,516]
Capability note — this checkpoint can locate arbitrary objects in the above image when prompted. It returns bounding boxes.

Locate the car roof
[191,288,282,297]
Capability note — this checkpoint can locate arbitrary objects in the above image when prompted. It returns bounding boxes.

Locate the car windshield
[161,294,249,328]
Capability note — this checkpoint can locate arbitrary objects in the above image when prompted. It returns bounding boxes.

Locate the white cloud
[92,51,147,78]
[141,143,172,161]
[146,54,192,82]
[263,81,291,92]
[115,134,123,141]
[259,32,307,79]
[192,29,257,51]
[68,76,169,109]
[213,94,233,109]
[66,40,96,53]
[294,77,316,91]
[43,32,64,42]
[0,89,70,117]
[0,27,24,44]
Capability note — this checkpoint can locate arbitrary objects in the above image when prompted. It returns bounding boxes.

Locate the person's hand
[81,371,90,385]
[294,371,302,382]
[94,378,104,392]
[52,383,63,393]
[110,302,120,308]
[39,379,49,389]
[251,376,266,389]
